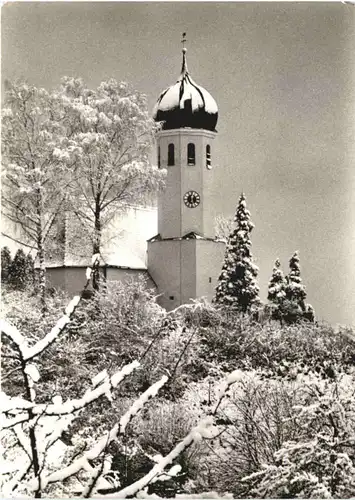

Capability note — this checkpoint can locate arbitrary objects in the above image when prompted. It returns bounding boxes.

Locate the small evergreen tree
[215,193,260,313]
[1,246,12,283]
[283,251,314,323]
[8,248,34,290]
[267,258,287,320]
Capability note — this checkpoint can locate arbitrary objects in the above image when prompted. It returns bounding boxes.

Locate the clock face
[184,191,200,208]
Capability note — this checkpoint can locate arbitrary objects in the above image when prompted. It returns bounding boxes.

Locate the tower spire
[181,32,188,75]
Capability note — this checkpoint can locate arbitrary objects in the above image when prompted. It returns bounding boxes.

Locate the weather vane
[181,32,187,50]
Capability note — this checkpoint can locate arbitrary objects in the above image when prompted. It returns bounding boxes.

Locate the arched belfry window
[168,143,175,166]
[187,143,195,166]
[158,146,161,168]
[206,144,212,169]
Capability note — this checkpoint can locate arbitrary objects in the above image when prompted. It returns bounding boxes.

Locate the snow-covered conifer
[214,193,260,313]
[1,246,12,283]
[285,251,306,303]
[267,258,287,320]
[8,249,33,290]
[283,251,314,323]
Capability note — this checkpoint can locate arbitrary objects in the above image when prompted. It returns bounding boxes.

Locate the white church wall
[180,240,197,305]
[147,240,182,310]
[47,267,153,297]
[147,238,224,310]
[195,240,225,302]
[47,267,92,296]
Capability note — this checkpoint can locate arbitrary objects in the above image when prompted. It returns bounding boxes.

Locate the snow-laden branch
[119,375,168,434]
[13,425,32,460]
[81,455,112,498]
[0,319,29,358]
[30,374,167,491]
[212,369,246,415]
[1,392,35,413]
[23,299,79,361]
[106,417,217,498]
[31,360,140,416]
[2,361,140,424]
[89,374,168,458]
[100,369,246,498]
[2,413,31,429]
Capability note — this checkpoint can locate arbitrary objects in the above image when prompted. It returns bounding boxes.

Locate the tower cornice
[156,128,217,139]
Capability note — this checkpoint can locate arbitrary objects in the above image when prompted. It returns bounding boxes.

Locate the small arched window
[158,146,161,168]
[206,144,212,169]
[168,143,175,166]
[187,143,195,165]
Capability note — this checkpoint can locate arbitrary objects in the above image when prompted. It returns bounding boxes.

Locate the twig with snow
[81,451,112,498]
[28,360,140,416]
[105,417,217,498]
[212,369,245,415]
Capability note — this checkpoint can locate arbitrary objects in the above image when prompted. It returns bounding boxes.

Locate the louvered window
[168,143,175,166]
[187,143,195,165]
[206,144,212,169]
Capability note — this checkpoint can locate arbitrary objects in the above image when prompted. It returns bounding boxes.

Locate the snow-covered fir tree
[8,248,34,290]
[267,258,287,320]
[283,251,315,323]
[268,258,286,303]
[285,251,306,303]
[1,246,12,283]
[214,193,260,313]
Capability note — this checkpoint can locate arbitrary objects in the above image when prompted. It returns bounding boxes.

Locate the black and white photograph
[1,1,355,498]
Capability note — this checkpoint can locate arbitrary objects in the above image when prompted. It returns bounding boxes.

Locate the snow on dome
[153,49,218,131]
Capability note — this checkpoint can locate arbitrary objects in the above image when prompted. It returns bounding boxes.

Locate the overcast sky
[2,1,355,326]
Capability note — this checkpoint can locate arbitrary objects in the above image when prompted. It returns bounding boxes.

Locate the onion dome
[153,48,218,131]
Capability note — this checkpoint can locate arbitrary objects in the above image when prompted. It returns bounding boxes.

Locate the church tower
[148,41,225,310]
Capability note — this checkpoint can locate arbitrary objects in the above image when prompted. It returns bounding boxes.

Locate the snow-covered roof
[153,48,218,132]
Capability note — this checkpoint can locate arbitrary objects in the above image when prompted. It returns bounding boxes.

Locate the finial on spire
[181,32,187,52]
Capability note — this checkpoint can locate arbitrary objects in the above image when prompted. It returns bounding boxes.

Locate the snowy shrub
[1,286,78,399]
[200,313,355,377]
[141,323,208,401]
[180,371,299,496]
[242,372,355,498]
[75,276,165,364]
